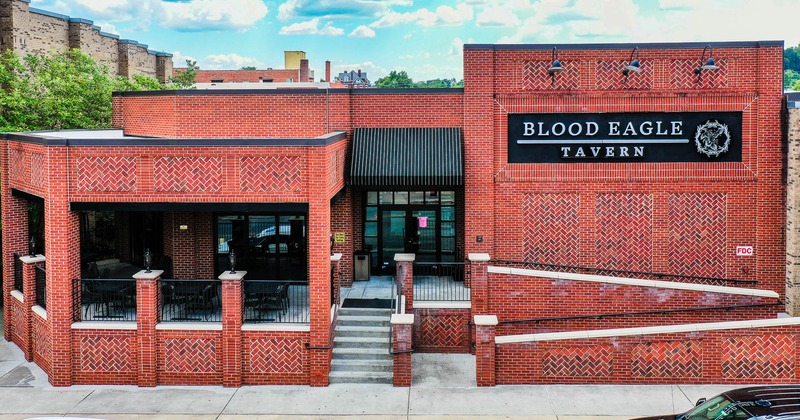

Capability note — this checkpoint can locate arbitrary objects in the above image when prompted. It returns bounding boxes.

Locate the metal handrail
[74,278,137,322]
[492,259,757,285]
[161,279,222,322]
[412,261,470,301]
[13,253,22,292]
[34,265,46,309]
[243,279,309,324]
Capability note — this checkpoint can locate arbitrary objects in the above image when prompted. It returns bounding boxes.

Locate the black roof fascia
[465,40,783,51]
[113,88,352,97]
[3,131,348,147]
[70,202,309,213]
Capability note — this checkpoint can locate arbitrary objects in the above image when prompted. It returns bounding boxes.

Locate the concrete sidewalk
[0,327,735,420]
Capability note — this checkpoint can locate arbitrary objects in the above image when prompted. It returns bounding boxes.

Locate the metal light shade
[625,59,642,73]
[548,59,564,73]
[144,249,153,273]
[701,57,718,70]
[229,249,237,274]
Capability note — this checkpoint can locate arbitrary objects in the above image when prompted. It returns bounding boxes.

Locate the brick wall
[156,330,223,385]
[32,311,51,375]
[787,106,800,316]
[71,329,138,385]
[413,308,471,353]
[241,330,311,384]
[0,0,171,80]
[494,326,800,384]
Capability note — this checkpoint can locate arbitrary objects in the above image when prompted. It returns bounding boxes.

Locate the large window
[215,214,307,280]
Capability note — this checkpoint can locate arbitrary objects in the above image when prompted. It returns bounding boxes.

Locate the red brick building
[3,41,796,387]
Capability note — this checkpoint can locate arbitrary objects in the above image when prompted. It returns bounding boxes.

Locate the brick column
[308,143,332,387]
[468,254,490,315]
[219,270,245,387]
[395,254,414,313]
[20,254,45,361]
[134,269,162,387]
[1,141,28,342]
[474,315,497,387]
[391,313,414,387]
[331,254,342,306]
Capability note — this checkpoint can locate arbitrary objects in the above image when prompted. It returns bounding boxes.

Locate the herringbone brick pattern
[154,157,223,192]
[30,153,46,187]
[328,149,345,186]
[595,193,653,271]
[8,300,24,343]
[164,338,217,373]
[542,345,613,377]
[248,338,304,373]
[419,315,468,348]
[76,156,137,192]
[240,156,301,192]
[595,60,654,90]
[721,335,795,379]
[9,148,27,184]
[670,59,728,89]
[668,193,726,278]
[32,318,51,362]
[523,60,580,90]
[631,341,702,378]
[524,193,580,265]
[80,336,134,372]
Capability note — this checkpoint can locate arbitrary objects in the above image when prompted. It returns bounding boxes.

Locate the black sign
[508,112,742,163]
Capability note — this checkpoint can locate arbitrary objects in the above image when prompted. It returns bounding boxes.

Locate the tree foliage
[0,48,166,132]
[170,59,199,89]
[785,45,800,89]
[240,66,257,70]
[375,70,464,89]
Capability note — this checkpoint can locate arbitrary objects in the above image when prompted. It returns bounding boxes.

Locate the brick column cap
[19,254,46,264]
[133,270,163,280]
[394,253,416,262]
[219,271,247,281]
[474,315,498,326]
[391,313,414,325]
[468,253,491,262]
[331,253,342,262]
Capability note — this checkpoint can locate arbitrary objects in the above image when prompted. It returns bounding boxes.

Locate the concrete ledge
[474,315,498,326]
[496,316,800,344]
[156,322,222,331]
[394,253,416,262]
[331,253,342,262]
[72,322,137,330]
[487,266,779,298]
[133,269,163,280]
[468,253,491,262]
[414,301,471,309]
[19,254,46,264]
[241,323,311,332]
[391,314,414,325]
[32,305,47,321]
[10,290,23,303]
[218,270,246,281]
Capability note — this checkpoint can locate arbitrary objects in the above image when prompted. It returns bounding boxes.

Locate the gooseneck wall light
[548,47,564,84]
[694,45,719,81]
[622,46,642,83]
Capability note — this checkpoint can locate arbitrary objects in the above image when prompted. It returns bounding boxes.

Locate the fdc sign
[736,246,754,256]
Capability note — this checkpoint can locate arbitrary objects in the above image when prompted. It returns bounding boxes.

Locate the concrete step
[337,315,390,327]
[333,336,390,349]
[330,359,392,373]
[329,370,393,384]
[334,325,390,338]
[338,308,392,317]
[332,347,392,361]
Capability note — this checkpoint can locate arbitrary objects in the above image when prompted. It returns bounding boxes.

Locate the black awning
[350,127,463,187]
[70,202,308,213]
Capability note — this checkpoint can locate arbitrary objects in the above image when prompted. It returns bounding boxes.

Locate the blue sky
[29,0,800,82]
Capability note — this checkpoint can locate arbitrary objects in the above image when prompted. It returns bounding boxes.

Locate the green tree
[413,78,464,88]
[240,66,257,70]
[375,70,413,88]
[786,70,800,91]
[0,48,165,132]
[170,59,198,89]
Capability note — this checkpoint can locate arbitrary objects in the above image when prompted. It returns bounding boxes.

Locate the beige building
[0,0,172,83]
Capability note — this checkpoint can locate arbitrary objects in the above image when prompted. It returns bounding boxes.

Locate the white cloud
[279,18,344,36]
[449,37,474,56]
[170,51,197,68]
[95,22,119,35]
[202,53,265,70]
[349,25,376,38]
[159,0,269,31]
[332,61,387,80]
[370,3,473,28]
[476,5,521,27]
[278,0,413,20]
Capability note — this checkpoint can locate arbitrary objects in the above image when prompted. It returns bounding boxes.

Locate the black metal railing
[75,278,137,322]
[243,280,309,323]
[34,265,46,309]
[13,253,22,292]
[161,279,222,322]
[413,262,471,301]
[491,259,758,286]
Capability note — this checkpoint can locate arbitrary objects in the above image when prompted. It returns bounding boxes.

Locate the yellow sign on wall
[334,232,346,244]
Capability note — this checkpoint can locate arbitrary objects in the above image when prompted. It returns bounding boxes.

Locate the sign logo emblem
[694,119,731,158]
